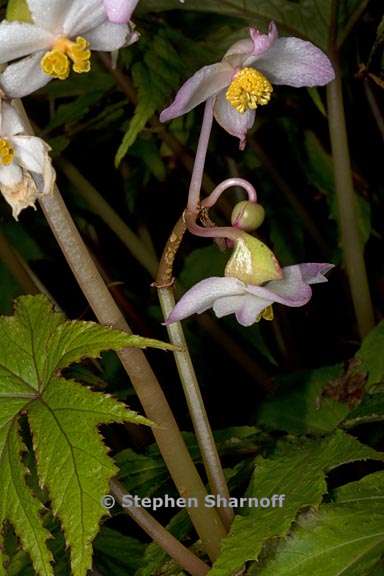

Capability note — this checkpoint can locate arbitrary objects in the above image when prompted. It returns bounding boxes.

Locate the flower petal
[11,135,46,174]
[298,262,335,284]
[0,163,23,187]
[254,37,335,87]
[160,63,233,122]
[63,0,106,37]
[165,277,245,324]
[235,294,272,326]
[213,293,271,326]
[245,263,330,307]
[0,102,26,136]
[103,0,139,23]
[224,22,278,68]
[28,0,71,32]
[84,21,131,51]
[0,21,53,63]
[0,52,51,98]
[214,90,255,149]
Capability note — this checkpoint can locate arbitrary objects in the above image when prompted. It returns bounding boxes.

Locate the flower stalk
[326,54,375,337]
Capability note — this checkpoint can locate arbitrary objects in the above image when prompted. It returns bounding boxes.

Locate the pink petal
[160,63,232,122]
[214,90,255,149]
[103,0,139,23]
[254,37,335,87]
[224,22,278,68]
[298,262,335,284]
[165,277,245,324]
[246,263,333,307]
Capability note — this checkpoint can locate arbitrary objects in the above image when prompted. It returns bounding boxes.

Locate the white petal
[0,21,53,63]
[28,0,72,33]
[214,90,255,149]
[160,63,233,122]
[11,135,46,173]
[0,163,22,186]
[0,102,26,136]
[165,277,245,324]
[63,0,106,37]
[254,37,335,87]
[84,21,130,51]
[0,52,51,98]
[236,294,271,326]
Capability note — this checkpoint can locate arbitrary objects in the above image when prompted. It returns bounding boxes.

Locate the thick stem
[38,188,226,559]
[158,288,234,529]
[111,479,210,576]
[326,55,375,337]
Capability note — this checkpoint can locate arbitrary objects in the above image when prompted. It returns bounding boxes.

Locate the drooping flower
[0,100,55,219]
[0,0,138,98]
[160,22,335,147]
[165,263,334,327]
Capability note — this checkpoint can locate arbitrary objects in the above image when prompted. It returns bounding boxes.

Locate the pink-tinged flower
[0,0,138,98]
[160,22,335,147]
[103,0,139,23]
[165,263,334,327]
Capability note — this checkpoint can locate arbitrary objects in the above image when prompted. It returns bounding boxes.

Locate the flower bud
[225,232,282,285]
[231,201,265,232]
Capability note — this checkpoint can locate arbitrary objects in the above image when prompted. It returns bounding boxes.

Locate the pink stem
[202,178,257,209]
[187,98,214,211]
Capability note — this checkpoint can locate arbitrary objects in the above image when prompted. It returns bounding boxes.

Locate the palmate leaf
[139,0,368,52]
[0,295,173,576]
[209,430,384,576]
[256,471,384,576]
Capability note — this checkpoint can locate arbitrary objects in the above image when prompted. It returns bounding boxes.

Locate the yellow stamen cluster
[41,36,91,80]
[226,67,273,113]
[0,138,14,166]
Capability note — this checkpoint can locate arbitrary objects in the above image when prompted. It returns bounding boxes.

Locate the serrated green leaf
[356,321,384,389]
[257,472,384,576]
[343,394,384,428]
[0,295,160,576]
[209,431,384,576]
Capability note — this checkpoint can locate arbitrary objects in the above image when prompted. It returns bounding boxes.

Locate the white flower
[165,264,334,327]
[0,0,138,98]
[0,100,55,219]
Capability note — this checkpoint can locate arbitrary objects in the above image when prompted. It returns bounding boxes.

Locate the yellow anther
[262,305,274,321]
[226,67,273,113]
[0,138,14,166]
[41,36,91,80]
[41,49,70,80]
